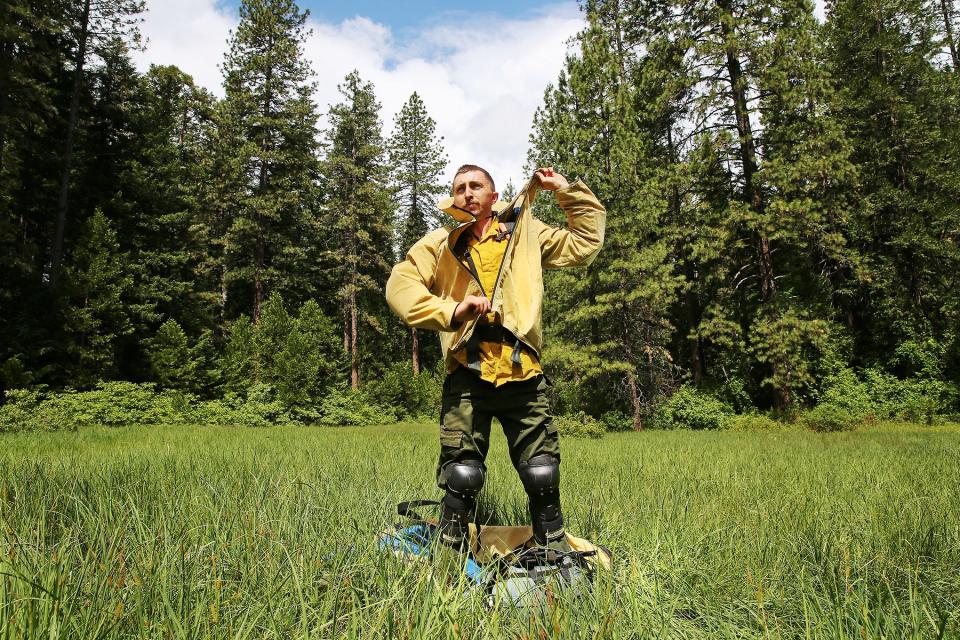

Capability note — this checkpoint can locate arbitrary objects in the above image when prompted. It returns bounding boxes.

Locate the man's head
[452,164,498,219]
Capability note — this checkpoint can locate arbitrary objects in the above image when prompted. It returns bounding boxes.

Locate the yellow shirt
[451,217,543,385]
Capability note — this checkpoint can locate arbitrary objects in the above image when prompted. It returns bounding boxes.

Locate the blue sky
[287,0,570,32]
[136,0,826,188]
[137,0,584,187]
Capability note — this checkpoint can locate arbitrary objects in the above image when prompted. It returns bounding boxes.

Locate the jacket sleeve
[386,229,461,332]
[536,179,607,269]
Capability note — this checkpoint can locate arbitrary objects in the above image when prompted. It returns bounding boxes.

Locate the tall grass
[1,423,958,638]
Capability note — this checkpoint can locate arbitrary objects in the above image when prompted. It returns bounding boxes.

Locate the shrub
[363,361,441,420]
[706,377,755,414]
[0,383,191,431]
[0,389,49,432]
[553,411,604,439]
[318,387,397,426]
[599,410,632,432]
[803,403,857,432]
[192,384,294,427]
[726,413,787,432]
[652,385,734,430]
[818,368,874,418]
[820,367,959,423]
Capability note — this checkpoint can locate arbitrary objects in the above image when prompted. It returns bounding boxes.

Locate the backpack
[378,500,612,608]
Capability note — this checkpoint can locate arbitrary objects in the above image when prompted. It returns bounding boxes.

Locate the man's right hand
[453,295,491,325]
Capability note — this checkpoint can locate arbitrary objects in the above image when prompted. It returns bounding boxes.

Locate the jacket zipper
[448,223,487,297]
[447,177,536,355]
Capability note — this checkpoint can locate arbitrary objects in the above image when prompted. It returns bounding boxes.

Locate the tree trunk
[667,124,704,382]
[220,263,228,326]
[350,283,359,390]
[253,240,263,322]
[717,0,775,301]
[253,62,272,321]
[411,327,420,375]
[942,0,959,70]
[50,0,91,289]
[0,39,12,176]
[717,0,789,410]
[627,371,643,431]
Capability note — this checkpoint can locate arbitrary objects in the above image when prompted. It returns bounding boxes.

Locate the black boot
[437,460,485,549]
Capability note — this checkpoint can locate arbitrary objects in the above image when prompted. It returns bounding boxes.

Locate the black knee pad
[519,454,560,496]
[439,460,485,548]
[445,460,486,498]
[519,455,565,546]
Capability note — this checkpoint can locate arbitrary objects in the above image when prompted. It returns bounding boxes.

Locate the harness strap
[397,500,440,522]
[464,325,529,372]
[494,219,516,242]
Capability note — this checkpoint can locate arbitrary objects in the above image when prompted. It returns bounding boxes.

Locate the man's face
[452,170,498,219]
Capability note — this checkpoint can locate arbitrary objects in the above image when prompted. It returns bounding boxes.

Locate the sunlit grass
[2,422,958,638]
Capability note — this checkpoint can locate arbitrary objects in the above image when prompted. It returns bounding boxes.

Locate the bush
[0,382,189,431]
[0,389,49,432]
[726,413,788,432]
[363,361,441,421]
[652,385,734,430]
[803,403,857,432]
[820,367,959,424]
[553,411,605,439]
[318,387,397,426]
[192,384,294,427]
[818,368,873,418]
[0,382,302,430]
[599,410,633,432]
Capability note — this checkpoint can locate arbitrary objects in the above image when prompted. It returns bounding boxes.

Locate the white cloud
[131,0,236,92]
[132,1,583,191]
[302,8,584,189]
[814,0,827,22]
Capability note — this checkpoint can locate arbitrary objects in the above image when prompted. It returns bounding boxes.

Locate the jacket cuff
[441,299,461,331]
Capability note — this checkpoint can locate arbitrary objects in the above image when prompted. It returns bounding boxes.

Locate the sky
[131,1,828,191]
[131,0,585,190]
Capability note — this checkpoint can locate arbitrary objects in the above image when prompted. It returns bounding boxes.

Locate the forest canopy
[1,0,958,429]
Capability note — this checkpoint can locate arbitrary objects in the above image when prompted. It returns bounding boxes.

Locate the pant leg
[494,375,560,469]
[436,367,495,490]
[495,375,568,548]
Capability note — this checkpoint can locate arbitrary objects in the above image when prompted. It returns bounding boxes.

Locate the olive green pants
[436,367,560,489]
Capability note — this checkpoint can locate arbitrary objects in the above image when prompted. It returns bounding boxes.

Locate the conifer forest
[1,0,959,430]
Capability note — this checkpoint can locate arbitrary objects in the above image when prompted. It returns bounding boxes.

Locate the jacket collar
[437,176,538,224]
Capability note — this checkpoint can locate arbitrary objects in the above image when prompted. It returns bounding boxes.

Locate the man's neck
[471,212,496,238]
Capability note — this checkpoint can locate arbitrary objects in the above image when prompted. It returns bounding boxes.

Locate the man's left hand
[535,167,569,191]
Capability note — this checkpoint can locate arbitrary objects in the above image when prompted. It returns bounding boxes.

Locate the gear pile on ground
[378,500,612,608]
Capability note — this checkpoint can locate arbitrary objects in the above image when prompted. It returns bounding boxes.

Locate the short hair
[453,164,495,192]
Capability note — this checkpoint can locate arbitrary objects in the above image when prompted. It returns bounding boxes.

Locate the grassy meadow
[1,422,959,639]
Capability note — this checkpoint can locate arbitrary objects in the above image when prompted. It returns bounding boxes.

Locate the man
[386,164,605,550]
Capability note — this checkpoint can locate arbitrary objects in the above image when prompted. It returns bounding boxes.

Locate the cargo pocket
[440,428,463,448]
[544,418,558,436]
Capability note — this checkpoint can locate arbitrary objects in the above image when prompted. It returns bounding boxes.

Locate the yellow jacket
[385,178,606,372]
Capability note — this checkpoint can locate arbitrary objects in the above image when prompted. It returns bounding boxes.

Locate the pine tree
[535,0,860,413]
[387,91,447,374]
[120,65,216,346]
[60,210,134,386]
[529,7,684,428]
[322,71,393,389]
[939,0,959,69]
[827,0,960,379]
[49,0,144,290]
[0,0,67,391]
[217,0,320,322]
